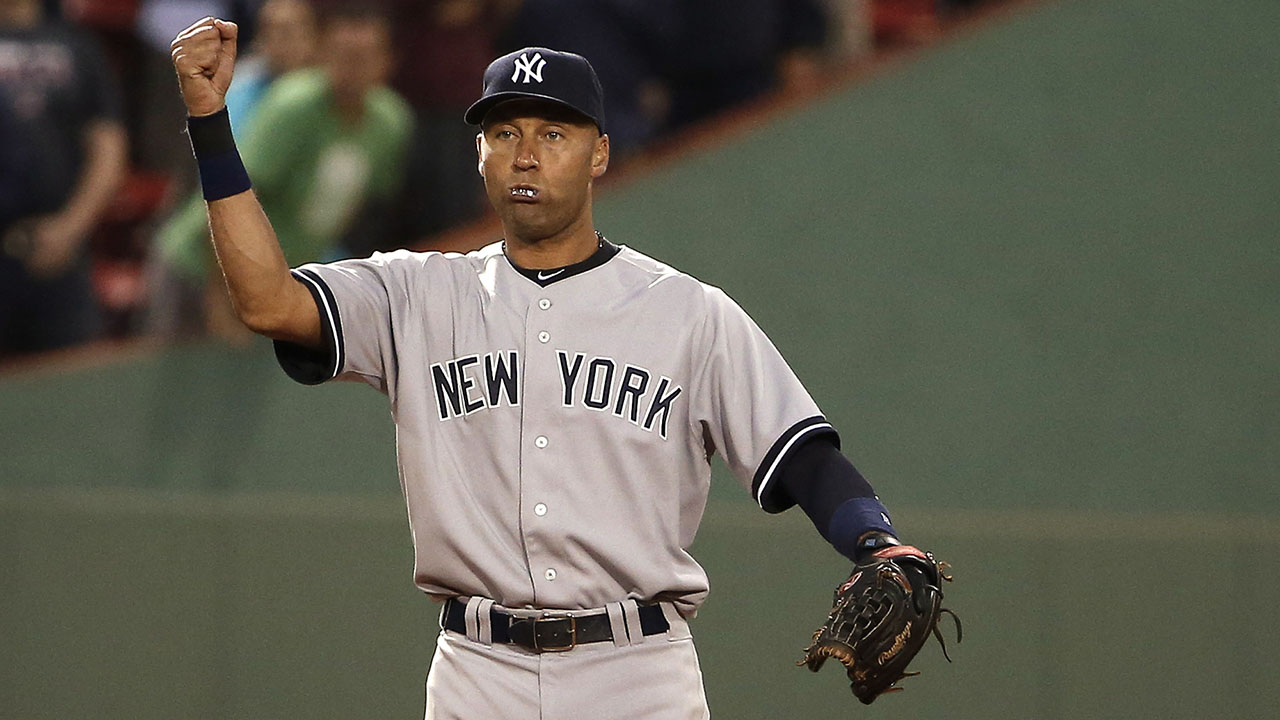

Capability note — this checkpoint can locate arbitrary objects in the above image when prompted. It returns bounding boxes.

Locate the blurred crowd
[0,0,995,359]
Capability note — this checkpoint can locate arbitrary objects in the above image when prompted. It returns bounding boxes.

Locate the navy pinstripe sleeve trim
[751,415,840,513]
[272,268,345,385]
[296,268,345,377]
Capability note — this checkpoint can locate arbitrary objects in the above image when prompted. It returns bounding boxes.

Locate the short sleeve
[273,250,430,391]
[689,286,839,513]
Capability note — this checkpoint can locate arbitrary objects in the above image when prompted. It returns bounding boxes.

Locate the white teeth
[511,187,537,198]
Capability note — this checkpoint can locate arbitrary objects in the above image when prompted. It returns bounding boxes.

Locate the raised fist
[170,17,239,117]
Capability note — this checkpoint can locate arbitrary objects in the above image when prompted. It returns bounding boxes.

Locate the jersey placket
[518,290,566,607]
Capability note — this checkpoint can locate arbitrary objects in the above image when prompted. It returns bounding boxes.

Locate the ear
[590,133,610,178]
[476,132,485,178]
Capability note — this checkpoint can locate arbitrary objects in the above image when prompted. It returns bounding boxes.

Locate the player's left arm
[770,419,961,705]
[768,438,903,562]
[690,285,957,700]
[688,286,900,560]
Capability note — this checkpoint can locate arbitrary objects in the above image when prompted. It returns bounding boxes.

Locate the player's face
[478,100,609,244]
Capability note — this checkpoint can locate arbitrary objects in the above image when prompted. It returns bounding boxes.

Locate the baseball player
[171,17,952,718]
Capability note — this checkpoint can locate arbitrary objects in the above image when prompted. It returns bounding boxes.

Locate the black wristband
[187,108,251,201]
[830,497,897,561]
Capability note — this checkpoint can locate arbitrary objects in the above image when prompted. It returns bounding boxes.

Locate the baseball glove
[798,545,961,704]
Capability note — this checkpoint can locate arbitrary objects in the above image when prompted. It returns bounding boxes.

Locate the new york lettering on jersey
[431,350,520,420]
[274,242,832,615]
[429,348,683,439]
[557,352,682,438]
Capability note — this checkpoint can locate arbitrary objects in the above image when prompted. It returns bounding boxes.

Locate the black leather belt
[441,597,670,652]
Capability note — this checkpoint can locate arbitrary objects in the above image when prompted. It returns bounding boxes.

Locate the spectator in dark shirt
[0,85,39,231]
[377,0,517,243]
[500,0,680,157]
[664,0,829,129]
[0,0,128,358]
[497,0,829,141]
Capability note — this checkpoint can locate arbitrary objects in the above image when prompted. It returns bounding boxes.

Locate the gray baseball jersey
[277,240,837,618]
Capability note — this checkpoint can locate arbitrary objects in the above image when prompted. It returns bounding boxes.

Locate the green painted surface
[599,0,1280,516]
[0,342,398,493]
[3,0,1279,717]
[4,494,1278,719]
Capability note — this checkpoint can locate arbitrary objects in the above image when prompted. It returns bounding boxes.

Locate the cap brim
[464,91,599,129]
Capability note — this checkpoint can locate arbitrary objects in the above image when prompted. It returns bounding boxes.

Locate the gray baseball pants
[424,601,710,719]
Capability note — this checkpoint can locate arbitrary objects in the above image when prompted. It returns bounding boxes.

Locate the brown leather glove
[798,545,961,704]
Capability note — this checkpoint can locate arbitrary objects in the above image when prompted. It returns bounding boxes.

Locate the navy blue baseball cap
[464,47,606,133]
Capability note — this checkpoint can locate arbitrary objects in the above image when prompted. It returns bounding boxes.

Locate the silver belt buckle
[532,613,577,652]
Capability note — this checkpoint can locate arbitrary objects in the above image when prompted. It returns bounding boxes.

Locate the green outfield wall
[3,0,1278,717]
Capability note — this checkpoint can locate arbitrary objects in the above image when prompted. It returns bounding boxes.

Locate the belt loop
[659,602,690,640]
[604,601,630,648]
[476,598,495,646]
[464,596,484,643]
[621,600,645,645]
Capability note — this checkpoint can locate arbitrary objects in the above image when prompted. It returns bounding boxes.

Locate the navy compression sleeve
[773,438,897,561]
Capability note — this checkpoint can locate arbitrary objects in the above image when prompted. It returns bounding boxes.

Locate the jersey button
[538,298,551,310]
[538,331,550,343]
[534,503,547,516]
[544,568,557,581]
[534,435,548,448]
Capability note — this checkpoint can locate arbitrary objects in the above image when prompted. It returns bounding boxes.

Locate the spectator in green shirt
[224,0,319,142]
[147,6,412,342]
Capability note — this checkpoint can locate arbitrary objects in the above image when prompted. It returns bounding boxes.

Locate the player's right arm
[170,17,321,349]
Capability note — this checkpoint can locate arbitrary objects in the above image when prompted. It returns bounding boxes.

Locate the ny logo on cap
[512,52,546,84]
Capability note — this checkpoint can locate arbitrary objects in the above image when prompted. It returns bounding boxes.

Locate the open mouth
[510,186,540,202]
